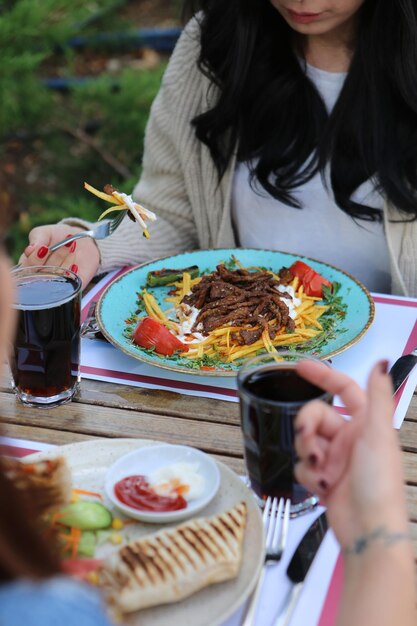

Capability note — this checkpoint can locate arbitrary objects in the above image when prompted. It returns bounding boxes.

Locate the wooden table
[1,374,417,557]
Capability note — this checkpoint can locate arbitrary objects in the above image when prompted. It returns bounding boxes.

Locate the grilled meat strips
[181,264,295,343]
[98,502,247,613]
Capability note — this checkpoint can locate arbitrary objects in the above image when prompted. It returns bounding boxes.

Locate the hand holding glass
[237,353,333,516]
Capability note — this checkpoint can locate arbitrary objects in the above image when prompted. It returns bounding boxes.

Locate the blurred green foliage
[0,0,170,260]
[0,0,119,134]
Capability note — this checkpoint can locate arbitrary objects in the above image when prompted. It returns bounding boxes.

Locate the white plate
[105,444,221,523]
[25,439,265,626]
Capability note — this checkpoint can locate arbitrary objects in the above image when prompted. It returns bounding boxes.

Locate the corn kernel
[111,518,124,530]
[86,571,99,586]
[110,533,123,545]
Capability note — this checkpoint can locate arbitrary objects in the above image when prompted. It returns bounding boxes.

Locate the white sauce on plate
[149,462,205,501]
[275,284,301,320]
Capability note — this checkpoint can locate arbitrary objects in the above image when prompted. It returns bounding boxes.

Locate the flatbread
[98,501,247,613]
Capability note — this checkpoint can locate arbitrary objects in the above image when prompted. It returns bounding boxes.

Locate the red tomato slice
[288,261,312,280]
[289,261,332,298]
[303,272,332,297]
[133,317,188,356]
[61,558,101,579]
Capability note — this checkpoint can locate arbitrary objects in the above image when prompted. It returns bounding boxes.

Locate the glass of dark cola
[10,266,82,408]
[237,352,333,516]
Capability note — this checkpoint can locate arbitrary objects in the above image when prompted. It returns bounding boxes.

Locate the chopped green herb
[322,282,348,319]
[174,353,236,371]
[223,257,239,270]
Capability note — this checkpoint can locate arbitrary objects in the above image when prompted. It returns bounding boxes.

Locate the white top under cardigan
[231,63,391,293]
[61,18,417,297]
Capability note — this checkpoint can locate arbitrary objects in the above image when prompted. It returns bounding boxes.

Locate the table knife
[273,512,328,626]
[389,347,417,394]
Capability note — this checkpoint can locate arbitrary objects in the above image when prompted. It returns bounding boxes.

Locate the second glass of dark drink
[237,352,333,516]
[10,266,82,408]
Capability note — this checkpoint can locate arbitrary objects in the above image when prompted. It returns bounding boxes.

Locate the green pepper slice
[146,265,199,287]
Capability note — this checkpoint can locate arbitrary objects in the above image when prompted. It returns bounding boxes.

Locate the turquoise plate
[96,248,375,376]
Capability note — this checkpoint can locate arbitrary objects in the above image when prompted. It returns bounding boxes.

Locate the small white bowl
[104,444,221,523]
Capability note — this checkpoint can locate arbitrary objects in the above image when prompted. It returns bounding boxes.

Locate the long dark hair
[183,0,417,221]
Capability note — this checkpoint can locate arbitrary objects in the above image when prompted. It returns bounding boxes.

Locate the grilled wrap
[3,456,71,516]
[98,501,247,612]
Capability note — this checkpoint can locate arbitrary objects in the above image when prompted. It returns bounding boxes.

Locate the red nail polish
[70,264,78,274]
[294,426,304,435]
[318,479,328,491]
[308,454,318,466]
[65,235,73,248]
[70,241,77,253]
[37,246,48,259]
[379,359,389,374]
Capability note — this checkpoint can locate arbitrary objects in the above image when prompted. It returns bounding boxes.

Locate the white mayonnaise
[176,305,205,343]
[117,192,157,229]
[275,284,301,320]
[149,462,205,501]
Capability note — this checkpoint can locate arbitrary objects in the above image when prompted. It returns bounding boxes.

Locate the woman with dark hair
[19,0,417,297]
[6,0,417,608]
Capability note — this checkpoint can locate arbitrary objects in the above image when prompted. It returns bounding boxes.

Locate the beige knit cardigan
[65,19,417,297]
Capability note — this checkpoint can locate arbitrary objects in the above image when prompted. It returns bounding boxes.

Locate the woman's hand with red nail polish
[294,360,408,551]
[17,224,99,288]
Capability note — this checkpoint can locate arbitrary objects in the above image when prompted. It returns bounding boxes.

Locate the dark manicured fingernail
[70,264,78,274]
[294,426,304,435]
[65,235,73,248]
[308,454,318,466]
[318,479,328,491]
[70,241,77,253]
[37,246,48,259]
[378,359,389,374]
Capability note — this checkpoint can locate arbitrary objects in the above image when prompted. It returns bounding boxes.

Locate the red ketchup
[114,475,187,512]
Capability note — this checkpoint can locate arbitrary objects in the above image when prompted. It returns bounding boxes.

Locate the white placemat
[81,271,417,428]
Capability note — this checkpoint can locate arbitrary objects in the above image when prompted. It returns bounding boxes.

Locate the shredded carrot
[72,488,103,500]
[49,511,65,527]
[59,527,82,559]
[71,527,82,559]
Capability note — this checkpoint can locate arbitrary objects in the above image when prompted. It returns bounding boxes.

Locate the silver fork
[80,301,99,338]
[49,210,127,253]
[242,497,291,626]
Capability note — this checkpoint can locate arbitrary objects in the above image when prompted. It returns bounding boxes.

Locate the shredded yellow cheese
[84,181,156,239]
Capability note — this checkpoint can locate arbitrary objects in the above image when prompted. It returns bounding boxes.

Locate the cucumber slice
[59,502,112,530]
[78,531,97,557]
